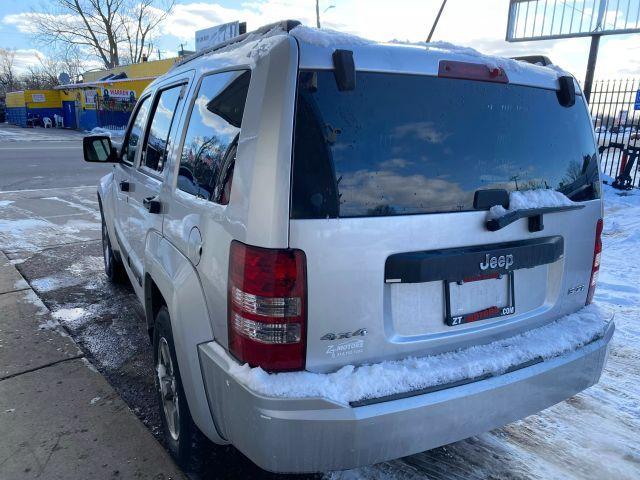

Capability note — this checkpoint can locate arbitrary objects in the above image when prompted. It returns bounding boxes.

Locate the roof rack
[171,20,301,71]
[511,55,553,66]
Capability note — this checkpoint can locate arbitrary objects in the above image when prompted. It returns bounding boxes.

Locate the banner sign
[102,87,136,102]
[84,89,97,107]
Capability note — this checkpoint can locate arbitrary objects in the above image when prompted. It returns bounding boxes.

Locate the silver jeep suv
[83,20,613,474]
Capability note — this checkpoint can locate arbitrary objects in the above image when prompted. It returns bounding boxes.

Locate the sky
[0,0,638,81]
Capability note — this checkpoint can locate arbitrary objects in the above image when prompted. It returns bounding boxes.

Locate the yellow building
[83,57,178,83]
[6,56,179,129]
[6,90,63,127]
[56,57,178,130]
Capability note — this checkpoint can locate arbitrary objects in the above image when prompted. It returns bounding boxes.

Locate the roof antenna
[427,0,448,43]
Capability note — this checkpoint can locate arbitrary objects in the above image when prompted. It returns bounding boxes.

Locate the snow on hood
[487,189,575,221]
[215,305,610,405]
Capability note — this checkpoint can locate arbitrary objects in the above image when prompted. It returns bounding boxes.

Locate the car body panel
[94,25,610,471]
[197,320,613,473]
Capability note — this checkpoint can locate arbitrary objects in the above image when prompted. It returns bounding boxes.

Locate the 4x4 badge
[321,328,368,341]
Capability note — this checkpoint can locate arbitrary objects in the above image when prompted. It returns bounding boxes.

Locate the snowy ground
[0,123,85,142]
[0,183,638,479]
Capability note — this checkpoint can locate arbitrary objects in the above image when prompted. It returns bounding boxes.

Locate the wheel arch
[144,230,227,444]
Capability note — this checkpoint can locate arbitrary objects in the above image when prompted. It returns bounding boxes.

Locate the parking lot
[1,124,639,480]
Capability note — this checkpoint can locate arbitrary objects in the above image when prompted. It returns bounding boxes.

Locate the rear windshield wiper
[487,205,585,232]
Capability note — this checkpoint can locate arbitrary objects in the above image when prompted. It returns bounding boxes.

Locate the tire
[101,215,127,283]
[153,306,204,472]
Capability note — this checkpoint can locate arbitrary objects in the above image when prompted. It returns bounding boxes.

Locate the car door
[113,95,152,266]
[126,80,188,287]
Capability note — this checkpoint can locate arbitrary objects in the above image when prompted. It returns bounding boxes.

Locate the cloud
[391,122,450,144]
[2,0,638,79]
[378,158,412,169]
[10,49,46,73]
[339,168,468,215]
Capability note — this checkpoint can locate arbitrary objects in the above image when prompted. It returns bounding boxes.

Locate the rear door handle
[143,196,162,214]
[119,181,130,192]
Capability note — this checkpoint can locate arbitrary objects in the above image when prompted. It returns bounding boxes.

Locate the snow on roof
[291,26,569,84]
[171,22,569,89]
[290,25,373,47]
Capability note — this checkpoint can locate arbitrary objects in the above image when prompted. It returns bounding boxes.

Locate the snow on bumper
[198,307,614,473]
[213,305,610,405]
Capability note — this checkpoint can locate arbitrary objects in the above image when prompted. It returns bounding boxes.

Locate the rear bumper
[198,321,614,473]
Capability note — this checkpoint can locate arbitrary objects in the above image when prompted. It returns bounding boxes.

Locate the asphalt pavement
[0,124,111,192]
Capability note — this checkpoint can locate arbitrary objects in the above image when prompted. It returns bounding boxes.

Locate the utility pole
[427,0,447,43]
[316,0,321,28]
[583,1,607,103]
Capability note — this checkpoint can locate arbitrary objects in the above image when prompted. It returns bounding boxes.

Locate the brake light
[586,219,603,305]
[438,60,509,83]
[227,240,306,371]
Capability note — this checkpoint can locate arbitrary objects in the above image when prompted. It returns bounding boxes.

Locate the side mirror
[83,135,119,163]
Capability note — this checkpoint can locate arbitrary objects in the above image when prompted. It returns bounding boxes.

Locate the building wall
[6,91,26,108]
[23,90,61,109]
[6,90,62,127]
[83,57,177,82]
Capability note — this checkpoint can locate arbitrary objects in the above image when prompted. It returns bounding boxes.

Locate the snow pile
[291,25,373,47]
[487,189,575,220]
[86,126,124,138]
[218,305,610,405]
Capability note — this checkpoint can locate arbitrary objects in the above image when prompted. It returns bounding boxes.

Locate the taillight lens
[586,218,603,305]
[228,240,306,371]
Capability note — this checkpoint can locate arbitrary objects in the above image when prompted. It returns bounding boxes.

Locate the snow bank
[291,25,373,47]
[488,189,575,220]
[86,126,124,138]
[215,305,609,405]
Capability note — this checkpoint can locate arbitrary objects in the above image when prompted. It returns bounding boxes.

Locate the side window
[141,85,183,173]
[122,96,151,165]
[177,70,250,203]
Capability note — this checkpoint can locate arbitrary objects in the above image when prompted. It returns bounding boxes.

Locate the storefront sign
[102,87,136,102]
[31,93,46,103]
[84,89,97,107]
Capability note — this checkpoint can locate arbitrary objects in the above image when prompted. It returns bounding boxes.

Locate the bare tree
[31,0,174,69]
[0,49,20,94]
[120,0,172,64]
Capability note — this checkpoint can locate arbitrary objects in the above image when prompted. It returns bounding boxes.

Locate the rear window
[291,70,600,219]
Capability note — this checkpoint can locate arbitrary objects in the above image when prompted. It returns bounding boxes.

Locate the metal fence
[589,78,640,188]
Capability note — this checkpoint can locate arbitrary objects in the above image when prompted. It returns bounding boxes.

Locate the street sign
[507,0,640,42]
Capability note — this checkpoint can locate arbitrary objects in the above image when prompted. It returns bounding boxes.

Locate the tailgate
[291,202,600,372]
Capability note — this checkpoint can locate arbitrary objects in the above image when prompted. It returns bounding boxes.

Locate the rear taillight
[586,218,603,305]
[227,240,306,371]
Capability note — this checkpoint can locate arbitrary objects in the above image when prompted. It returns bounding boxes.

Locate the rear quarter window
[177,70,250,204]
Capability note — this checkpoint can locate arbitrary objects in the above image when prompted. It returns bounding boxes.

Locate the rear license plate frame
[444,272,515,326]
